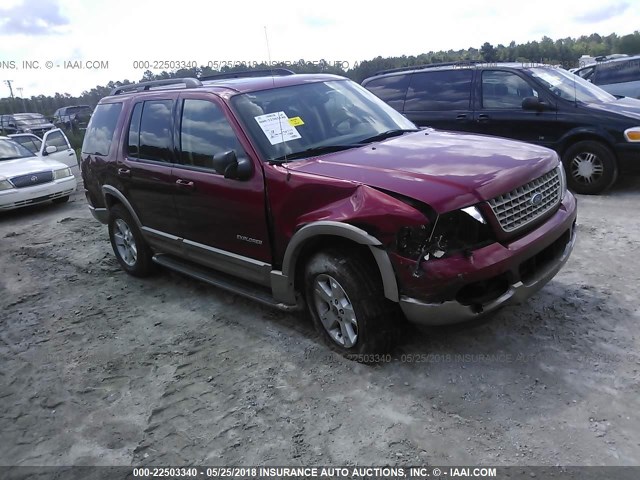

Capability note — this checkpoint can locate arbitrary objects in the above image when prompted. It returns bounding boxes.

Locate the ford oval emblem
[31,175,38,182]
[530,193,543,206]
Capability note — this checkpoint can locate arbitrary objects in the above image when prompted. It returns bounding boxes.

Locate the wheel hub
[113,219,138,267]
[570,152,604,184]
[313,274,358,348]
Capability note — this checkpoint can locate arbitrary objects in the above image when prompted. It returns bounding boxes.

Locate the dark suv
[53,105,93,130]
[81,72,577,357]
[362,62,640,195]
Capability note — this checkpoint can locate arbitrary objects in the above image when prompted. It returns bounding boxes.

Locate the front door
[171,93,272,282]
[473,70,559,148]
[41,129,79,177]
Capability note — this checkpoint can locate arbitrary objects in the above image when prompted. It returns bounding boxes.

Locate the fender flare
[102,185,143,228]
[279,221,399,303]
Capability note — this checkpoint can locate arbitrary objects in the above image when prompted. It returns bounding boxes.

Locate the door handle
[175,179,195,189]
[117,168,131,177]
[477,114,490,123]
[456,114,467,121]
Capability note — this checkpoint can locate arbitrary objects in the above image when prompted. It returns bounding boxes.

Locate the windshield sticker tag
[288,116,304,127]
[254,112,301,145]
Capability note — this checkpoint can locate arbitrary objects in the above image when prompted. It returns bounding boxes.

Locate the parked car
[0,113,55,137]
[9,129,80,178]
[53,105,93,130]
[81,73,576,358]
[362,62,640,195]
[573,55,640,99]
[0,136,77,211]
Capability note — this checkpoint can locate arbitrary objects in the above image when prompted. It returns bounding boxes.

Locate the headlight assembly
[0,179,14,191]
[557,161,567,197]
[397,205,495,268]
[53,167,72,180]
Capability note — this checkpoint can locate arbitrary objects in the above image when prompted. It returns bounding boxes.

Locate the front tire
[108,204,154,277]
[562,141,617,195]
[304,248,400,360]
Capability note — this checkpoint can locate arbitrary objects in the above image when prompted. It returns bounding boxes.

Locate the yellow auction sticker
[288,116,304,127]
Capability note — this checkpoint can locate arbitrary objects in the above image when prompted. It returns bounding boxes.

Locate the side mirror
[44,145,57,155]
[212,150,252,180]
[522,96,554,111]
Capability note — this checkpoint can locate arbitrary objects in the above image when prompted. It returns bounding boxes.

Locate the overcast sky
[0,0,638,97]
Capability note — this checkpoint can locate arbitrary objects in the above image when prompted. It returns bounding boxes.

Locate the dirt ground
[1,178,639,468]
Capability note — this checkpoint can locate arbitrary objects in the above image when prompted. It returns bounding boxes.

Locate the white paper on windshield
[254,112,301,145]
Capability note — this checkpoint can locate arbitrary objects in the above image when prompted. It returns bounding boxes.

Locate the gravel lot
[1,178,639,467]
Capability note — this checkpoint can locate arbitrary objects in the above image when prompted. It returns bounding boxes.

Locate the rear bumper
[399,193,577,325]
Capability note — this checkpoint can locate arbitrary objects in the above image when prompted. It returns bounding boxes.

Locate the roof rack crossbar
[110,78,202,96]
[372,60,486,77]
[200,68,295,81]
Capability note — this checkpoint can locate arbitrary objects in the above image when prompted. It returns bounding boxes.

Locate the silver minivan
[574,55,640,99]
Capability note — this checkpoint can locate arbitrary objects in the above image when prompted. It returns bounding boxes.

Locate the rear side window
[364,74,410,111]
[404,70,472,111]
[82,103,123,156]
[481,71,539,109]
[179,99,244,169]
[129,100,174,162]
[594,60,639,85]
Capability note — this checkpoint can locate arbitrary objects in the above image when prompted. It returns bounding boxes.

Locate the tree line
[1,31,639,116]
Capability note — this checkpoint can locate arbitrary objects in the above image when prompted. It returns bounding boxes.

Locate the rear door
[403,69,474,131]
[472,69,559,147]
[116,97,180,236]
[171,92,272,277]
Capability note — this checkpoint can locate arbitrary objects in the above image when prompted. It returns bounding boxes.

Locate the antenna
[264,26,288,160]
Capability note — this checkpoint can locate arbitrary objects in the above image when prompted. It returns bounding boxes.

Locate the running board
[152,254,301,312]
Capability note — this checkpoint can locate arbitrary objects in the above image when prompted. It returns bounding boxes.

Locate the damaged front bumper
[399,194,577,326]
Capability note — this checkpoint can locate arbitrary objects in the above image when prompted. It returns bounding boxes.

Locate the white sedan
[9,129,80,178]
[0,136,77,211]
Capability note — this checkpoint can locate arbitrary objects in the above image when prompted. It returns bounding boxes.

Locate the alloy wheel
[312,274,359,348]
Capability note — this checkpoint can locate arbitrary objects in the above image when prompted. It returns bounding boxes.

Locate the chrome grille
[10,170,54,188]
[488,168,561,232]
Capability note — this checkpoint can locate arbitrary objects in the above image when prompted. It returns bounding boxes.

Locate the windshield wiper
[356,129,420,144]
[271,144,358,162]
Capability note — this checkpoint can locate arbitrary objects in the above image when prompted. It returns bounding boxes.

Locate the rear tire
[108,204,154,277]
[562,141,617,195]
[304,248,400,361]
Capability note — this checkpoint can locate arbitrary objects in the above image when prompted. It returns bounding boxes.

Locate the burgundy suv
[81,71,577,357]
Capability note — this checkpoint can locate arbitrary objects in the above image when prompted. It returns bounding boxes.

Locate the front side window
[482,71,539,109]
[179,99,244,169]
[404,70,472,111]
[45,131,69,149]
[82,102,123,156]
[134,100,174,162]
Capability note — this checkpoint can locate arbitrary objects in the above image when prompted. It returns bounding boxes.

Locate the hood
[0,156,69,179]
[583,96,640,121]
[288,130,558,213]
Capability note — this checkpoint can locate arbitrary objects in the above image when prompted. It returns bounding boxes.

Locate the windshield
[67,106,92,114]
[527,67,616,103]
[0,139,36,161]
[230,79,417,162]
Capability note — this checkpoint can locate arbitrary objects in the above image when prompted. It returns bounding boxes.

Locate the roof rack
[372,60,486,77]
[110,78,202,96]
[200,68,295,81]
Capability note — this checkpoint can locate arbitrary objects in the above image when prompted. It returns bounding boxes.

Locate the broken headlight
[397,206,495,261]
